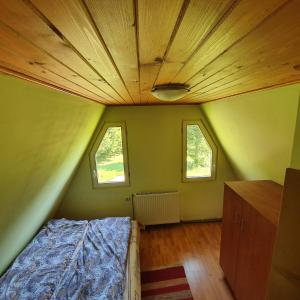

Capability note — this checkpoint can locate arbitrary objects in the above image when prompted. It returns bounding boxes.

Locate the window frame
[182,120,217,182]
[89,121,130,188]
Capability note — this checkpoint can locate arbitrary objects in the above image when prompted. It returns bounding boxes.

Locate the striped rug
[141,266,193,300]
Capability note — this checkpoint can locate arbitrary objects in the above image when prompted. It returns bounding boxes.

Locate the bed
[0,217,141,300]
[124,221,141,300]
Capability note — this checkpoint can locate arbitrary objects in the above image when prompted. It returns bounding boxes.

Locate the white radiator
[133,191,180,225]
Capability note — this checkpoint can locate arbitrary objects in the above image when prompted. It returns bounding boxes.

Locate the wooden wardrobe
[220,180,283,300]
[268,168,300,299]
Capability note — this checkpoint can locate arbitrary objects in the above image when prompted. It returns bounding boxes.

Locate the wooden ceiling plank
[173,0,288,84]
[192,61,300,98]
[0,0,125,104]
[155,0,235,85]
[138,0,184,103]
[0,58,111,106]
[186,0,300,99]
[188,61,241,93]
[0,63,112,105]
[0,0,299,105]
[31,0,132,104]
[195,66,300,100]
[0,23,112,104]
[185,60,300,103]
[84,0,140,104]
[187,75,300,104]
[205,79,300,103]
[181,65,300,102]
[0,46,111,104]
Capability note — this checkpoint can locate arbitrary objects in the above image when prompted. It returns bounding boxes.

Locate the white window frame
[90,122,130,188]
[182,120,217,182]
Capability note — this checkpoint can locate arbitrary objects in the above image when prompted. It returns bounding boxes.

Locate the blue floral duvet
[0,217,131,300]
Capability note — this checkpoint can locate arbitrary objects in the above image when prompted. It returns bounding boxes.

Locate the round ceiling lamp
[151,84,190,101]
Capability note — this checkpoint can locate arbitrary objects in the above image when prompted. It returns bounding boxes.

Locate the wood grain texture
[184,0,300,103]
[219,186,242,290]
[31,0,131,104]
[0,21,110,103]
[0,65,103,104]
[221,181,282,300]
[0,0,118,104]
[138,0,184,103]
[140,222,234,300]
[225,180,283,226]
[155,0,234,85]
[234,200,276,300]
[0,0,300,104]
[175,0,288,84]
[268,168,300,300]
[84,0,140,104]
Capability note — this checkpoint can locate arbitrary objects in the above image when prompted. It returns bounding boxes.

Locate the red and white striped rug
[141,266,193,300]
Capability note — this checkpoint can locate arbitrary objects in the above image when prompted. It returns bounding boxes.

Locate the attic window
[182,120,217,182]
[90,122,129,187]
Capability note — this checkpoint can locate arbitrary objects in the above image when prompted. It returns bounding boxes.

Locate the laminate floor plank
[140,222,234,300]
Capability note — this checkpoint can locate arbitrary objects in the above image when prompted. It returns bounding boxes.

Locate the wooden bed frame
[123,221,141,300]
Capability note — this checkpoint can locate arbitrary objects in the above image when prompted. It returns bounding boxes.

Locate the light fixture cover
[151,84,190,101]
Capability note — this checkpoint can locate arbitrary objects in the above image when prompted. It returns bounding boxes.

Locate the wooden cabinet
[220,181,282,300]
[220,186,242,289]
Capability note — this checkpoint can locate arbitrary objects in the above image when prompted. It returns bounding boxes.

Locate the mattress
[0,217,138,300]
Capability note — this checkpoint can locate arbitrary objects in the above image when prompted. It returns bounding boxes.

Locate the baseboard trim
[142,218,222,230]
[180,218,222,224]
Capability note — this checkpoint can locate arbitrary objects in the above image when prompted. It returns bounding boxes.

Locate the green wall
[0,74,105,274]
[201,85,300,185]
[57,105,236,221]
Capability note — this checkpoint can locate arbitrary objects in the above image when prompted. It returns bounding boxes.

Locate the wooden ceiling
[0,0,300,105]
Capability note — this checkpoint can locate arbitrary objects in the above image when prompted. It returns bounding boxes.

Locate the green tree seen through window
[186,124,212,178]
[95,126,125,183]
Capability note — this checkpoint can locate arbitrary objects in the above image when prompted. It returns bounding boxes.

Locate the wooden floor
[140,222,234,300]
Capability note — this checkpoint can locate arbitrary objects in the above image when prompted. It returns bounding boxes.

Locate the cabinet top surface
[225,180,283,226]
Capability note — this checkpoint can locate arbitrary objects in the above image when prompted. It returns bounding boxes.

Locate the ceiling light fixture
[151,84,190,101]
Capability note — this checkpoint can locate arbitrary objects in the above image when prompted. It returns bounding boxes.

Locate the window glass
[183,120,216,181]
[90,122,129,187]
[95,126,125,184]
[186,124,212,178]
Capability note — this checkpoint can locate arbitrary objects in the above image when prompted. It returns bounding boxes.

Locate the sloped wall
[0,74,105,274]
[57,105,236,221]
[201,84,300,185]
